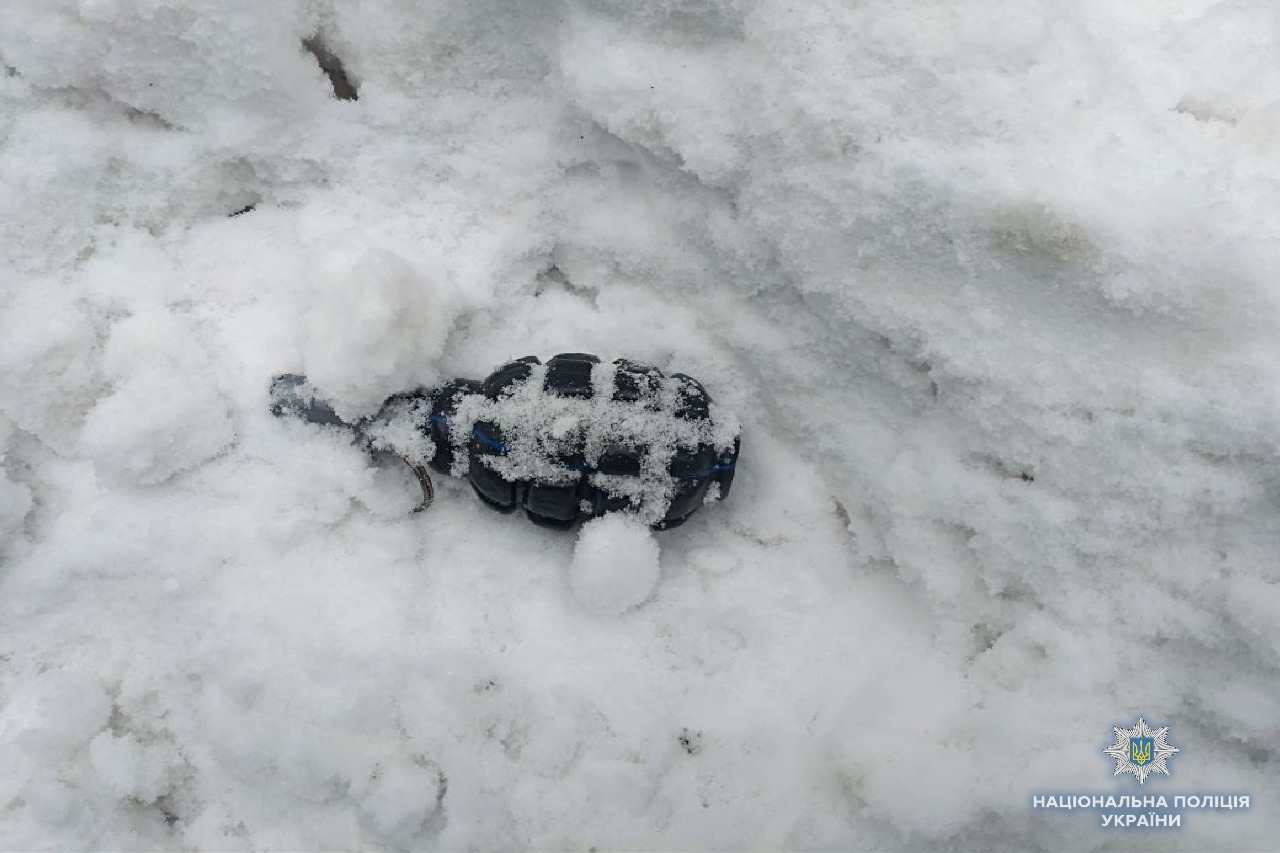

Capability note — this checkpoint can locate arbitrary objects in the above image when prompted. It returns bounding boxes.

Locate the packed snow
[569,514,662,614]
[1,0,1278,849]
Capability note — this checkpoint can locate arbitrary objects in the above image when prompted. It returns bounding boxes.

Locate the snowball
[302,246,454,416]
[569,514,661,614]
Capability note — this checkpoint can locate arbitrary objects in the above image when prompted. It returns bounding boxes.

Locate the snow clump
[302,245,455,416]
[569,513,662,614]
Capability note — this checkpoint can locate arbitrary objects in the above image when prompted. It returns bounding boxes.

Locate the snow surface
[1,0,1279,849]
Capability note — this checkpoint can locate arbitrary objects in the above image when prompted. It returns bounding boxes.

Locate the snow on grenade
[270,354,741,530]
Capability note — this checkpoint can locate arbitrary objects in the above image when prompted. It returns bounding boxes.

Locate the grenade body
[424,354,739,530]
[271,353,740,530]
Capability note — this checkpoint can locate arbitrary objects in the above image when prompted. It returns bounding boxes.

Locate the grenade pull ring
[403,458,435,512]
[270,374,436,512]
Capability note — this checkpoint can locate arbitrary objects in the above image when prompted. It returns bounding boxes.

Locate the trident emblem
[1130,737,1153,766]
[1105,718,1178,783]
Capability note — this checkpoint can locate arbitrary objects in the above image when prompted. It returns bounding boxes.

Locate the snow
[302,245,455,416]
[80,309,234,486]
[357,757,443,844]
[1,0,1278,849]
[569,514,661,614]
